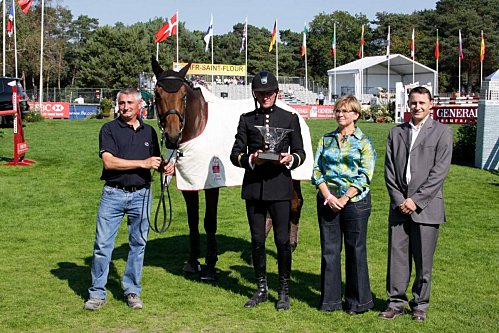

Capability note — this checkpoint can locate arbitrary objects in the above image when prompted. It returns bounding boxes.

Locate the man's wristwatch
[344,193,353,201]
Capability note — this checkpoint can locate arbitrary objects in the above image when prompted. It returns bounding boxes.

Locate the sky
[60,0,438,34]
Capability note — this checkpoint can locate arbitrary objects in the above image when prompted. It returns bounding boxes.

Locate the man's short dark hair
[409,86,432,101]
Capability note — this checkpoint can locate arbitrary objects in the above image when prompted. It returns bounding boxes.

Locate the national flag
[17,0,32,14]
[269,19,277,52]
[435,30,440,60]
[458,29,464,60]
[410,28,415,60]
[7,4,14,38]
[480,30,485,63]
[357,24,364,58]
[204,14,213,52]
[386,26,391,58]
[240,19,247,53]
[331,24,336,57]
[301,24,307,57]
[155,13,177,43]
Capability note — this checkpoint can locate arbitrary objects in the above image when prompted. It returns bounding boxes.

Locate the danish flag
[155,13,178,43]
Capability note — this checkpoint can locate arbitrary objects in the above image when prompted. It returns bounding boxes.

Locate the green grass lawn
[0,119,498,332]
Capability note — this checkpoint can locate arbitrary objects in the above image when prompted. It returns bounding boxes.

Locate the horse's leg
[182,190,201,271]
[264,180,303,252]
[265,213,272,237]
[289,180,303,252]
[203,188,219,268]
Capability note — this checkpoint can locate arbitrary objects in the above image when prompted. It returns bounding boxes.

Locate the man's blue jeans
[88,185,151,300]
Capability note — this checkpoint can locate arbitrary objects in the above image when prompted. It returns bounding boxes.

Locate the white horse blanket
[172,86,314,191]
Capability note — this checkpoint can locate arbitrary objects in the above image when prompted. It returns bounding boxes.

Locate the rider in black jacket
[230,71,305,310]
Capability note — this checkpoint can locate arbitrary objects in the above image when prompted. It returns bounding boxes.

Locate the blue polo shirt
[99,117,160,187]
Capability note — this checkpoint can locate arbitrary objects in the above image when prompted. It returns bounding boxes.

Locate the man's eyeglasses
[335,109,355,114]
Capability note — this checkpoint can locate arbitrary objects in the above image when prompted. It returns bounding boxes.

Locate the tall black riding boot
[244,242,268,308]
[276,244,291,311]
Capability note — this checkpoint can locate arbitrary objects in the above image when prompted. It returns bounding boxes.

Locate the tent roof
[485,69,499,81]
[327,54,436,76]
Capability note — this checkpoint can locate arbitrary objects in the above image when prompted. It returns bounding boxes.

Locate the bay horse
[151,58,304,280]
[152,58,219,281]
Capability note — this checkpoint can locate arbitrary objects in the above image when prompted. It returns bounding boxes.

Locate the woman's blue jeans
[88,185,151,300]
[317,192,374,312]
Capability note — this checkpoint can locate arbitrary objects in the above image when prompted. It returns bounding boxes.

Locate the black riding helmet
[251,70,279,92]
[252,70,279,109]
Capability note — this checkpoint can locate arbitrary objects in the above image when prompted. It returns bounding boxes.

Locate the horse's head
[152,57,192,149]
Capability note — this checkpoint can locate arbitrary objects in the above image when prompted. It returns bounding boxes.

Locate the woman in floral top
[311,95,376,315]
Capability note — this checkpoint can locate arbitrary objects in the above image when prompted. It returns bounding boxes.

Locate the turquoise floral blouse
[311,126,376,202]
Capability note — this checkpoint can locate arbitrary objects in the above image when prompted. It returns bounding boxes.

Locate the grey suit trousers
[387,219,439,311]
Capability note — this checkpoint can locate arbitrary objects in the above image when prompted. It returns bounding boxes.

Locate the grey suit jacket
[384,118,453,224]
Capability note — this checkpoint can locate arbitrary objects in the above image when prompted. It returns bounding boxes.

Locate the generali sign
[28,102,70,119]
[288,105,334,119]
[403,105,478,124]
[433,105,478,123]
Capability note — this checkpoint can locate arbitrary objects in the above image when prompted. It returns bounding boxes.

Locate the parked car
[0,77,30,127]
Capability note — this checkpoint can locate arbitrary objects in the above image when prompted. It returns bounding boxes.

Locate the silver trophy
[254,126,294,161]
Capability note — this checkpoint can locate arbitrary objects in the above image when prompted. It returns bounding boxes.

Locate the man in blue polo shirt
[84,88,174,310]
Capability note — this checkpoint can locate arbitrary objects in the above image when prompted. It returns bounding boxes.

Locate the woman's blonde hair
[334,95,361,123]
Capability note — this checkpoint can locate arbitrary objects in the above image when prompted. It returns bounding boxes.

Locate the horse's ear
[151,56,164,78]
[178,62,192,79]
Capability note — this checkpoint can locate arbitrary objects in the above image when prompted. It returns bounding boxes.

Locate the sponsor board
[174,62,246,76]
[433,106,477,123]
[28,102,70,118]
[288,105,335,119]
[69,104,100,119]
[28,102,101,119]
[403,105,478,124]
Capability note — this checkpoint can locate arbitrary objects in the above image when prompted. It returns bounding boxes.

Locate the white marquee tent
[327,54,437,102]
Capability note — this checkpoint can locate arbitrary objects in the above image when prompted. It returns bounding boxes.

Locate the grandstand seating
[208,82,332,105]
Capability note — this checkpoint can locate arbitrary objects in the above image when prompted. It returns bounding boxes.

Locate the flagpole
[480,58,483,88]
[156,43,159,61]
[275,18,278,80]
[210,14,214,90]
[39,0,45,106]
[176,10,179,64]
[435,29,439,95]
[387,25,390,105]
[458,30,461,95]
[412,28,415,83]
[304,22,307,98]
[244,17,248,98]
[480,30,483,88]
[13,0,18,78]
[360,25,364,101]
[333,22,336,97]
[458,55,461,95]
[2,0,5,76]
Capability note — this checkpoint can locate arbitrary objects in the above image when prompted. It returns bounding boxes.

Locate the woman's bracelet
[323,194,334,205]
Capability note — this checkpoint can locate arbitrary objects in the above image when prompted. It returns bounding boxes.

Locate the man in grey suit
[379,86,453,322]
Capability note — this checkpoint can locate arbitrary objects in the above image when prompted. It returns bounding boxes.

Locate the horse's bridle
[155,76,191,149]
[151,75,192,233]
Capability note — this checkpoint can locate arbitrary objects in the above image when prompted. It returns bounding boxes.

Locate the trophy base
[258,151,280,161]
